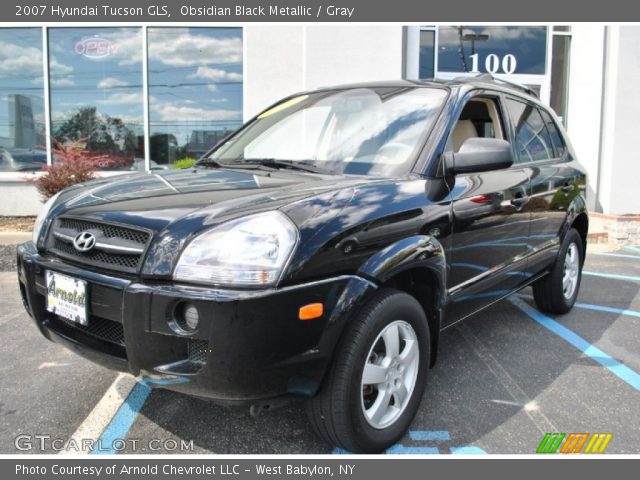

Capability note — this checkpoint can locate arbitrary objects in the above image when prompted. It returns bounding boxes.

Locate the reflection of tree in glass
[28,139,102,200]
[54,107,137,169]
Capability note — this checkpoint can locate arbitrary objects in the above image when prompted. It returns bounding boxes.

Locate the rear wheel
[533,228,584,314]
[306,289,430,453]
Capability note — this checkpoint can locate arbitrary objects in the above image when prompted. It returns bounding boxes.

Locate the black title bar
[5,0,640,22]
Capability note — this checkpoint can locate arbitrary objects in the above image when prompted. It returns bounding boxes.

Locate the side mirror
[446,137,514,174]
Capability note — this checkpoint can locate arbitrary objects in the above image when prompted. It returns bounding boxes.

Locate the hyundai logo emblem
[73,232,96,252]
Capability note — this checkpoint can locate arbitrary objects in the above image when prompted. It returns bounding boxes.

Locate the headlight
[173,211,298,287]
[32,192,61,245]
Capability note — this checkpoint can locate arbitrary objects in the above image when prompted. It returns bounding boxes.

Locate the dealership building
[0,25,637,219]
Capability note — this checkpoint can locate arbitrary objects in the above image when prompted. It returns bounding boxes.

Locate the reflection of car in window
[129,158,169,171]
[18,75,588,453]
[0,147,47,171]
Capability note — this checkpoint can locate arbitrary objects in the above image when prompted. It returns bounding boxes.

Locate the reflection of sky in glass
[147,27,243,164]
[419,31,435,79]
[438,26,547,75]
[48,27,144,135]
[0,28,45,171]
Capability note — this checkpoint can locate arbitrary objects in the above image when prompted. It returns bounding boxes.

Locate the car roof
[308,74,540,104]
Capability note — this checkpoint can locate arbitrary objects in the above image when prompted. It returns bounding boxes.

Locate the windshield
[205,86,448,176]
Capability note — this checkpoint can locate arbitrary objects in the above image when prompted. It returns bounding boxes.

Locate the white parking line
[61,373,137,454]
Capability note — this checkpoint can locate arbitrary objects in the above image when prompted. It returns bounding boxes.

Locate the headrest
[459,101,491,122]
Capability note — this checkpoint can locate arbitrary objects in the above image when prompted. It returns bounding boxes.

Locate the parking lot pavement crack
[458,324,557,434]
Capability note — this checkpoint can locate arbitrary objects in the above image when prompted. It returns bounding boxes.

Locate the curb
[0,232,31,246]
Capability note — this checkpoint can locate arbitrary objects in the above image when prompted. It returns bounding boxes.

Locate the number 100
[470,53,517,74]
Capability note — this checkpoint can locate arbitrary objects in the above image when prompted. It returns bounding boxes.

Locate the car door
[503,99,585,276]
[445,93,531,325]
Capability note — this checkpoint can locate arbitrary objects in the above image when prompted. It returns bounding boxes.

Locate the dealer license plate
[45,270,88,326]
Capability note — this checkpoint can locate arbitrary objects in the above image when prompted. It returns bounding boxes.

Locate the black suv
[17,75,587,453]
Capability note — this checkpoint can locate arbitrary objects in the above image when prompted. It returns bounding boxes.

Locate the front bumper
[17,242,377,403]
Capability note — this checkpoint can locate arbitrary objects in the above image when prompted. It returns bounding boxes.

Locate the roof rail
[454,73,538,98]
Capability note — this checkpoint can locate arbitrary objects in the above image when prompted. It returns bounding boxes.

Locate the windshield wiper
[233,158,329,174]
[196,158,224,168]
[198,158,330,174]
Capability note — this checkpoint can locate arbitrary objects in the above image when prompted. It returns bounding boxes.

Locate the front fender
[356,235,447,298]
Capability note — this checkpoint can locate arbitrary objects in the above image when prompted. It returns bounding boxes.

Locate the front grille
[55,315,125,347]
[52,238,140,269]
[188,340,209,364]
[58,218,149,245]
[47,217,151,273]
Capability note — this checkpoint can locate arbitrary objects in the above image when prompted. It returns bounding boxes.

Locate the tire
[306,288,430,453]
[533,228,584,314]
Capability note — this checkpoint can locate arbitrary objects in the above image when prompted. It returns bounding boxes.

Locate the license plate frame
[45,270,88,326]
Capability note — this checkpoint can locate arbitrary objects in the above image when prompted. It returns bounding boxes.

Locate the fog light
[184,305,200,330]
[173,302,200,333]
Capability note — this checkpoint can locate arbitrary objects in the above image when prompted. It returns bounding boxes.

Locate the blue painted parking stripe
[574,302,640,319]
[592,252,640,260]
[583,271,640,282]
[451,446,488,454]
[385,445,439,454]
[89,377,189,455]
[90,381,152,454]
[623,246,640,254]
[511,297,640,391]
[409,430,451,441]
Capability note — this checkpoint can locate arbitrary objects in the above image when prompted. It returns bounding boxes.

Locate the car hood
[55,167,366,228]
[48,167,389,276]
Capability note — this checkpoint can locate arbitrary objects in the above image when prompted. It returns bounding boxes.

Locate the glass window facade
[48,27,144,170]
[0,28,45,171]
[147,27,243,167]
[437,26,547,75]
[0,26,243,173]
[418,26,572,127]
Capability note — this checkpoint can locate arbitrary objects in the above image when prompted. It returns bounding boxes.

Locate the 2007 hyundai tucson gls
[17,75,587,453]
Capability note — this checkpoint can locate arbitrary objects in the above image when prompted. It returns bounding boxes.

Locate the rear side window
[504,98,555,163]
[539,108,567,157]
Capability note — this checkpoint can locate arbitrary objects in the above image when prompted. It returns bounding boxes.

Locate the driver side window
[449,96,505,153]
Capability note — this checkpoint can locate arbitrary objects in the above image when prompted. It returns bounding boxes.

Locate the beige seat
[451,120,478,152]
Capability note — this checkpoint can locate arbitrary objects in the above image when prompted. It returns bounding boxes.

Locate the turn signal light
[299,303,323,320]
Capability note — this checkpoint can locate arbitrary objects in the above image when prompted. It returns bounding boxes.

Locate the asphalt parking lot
[1,245,639,455]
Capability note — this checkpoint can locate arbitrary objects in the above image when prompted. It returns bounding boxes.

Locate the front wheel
[306,289,430,453]
[533,228,584,314]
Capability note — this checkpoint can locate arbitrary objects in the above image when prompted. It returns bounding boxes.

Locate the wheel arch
[357,235,447,367]
[379,267,444,367]
[562,193,588,266]
[571,212,589,264]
